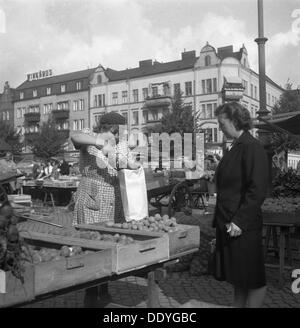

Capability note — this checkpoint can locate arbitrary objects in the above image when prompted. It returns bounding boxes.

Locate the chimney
[181,50,196,60]
[217,45,234,56]
[139,60,153,69]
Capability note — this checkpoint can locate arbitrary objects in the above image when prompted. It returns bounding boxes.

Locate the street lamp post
[255,0,269,117]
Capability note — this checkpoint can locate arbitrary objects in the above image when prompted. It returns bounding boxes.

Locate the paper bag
[118,167,149,222]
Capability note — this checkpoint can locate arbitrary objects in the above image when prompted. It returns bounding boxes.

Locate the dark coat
[213,131,269,232]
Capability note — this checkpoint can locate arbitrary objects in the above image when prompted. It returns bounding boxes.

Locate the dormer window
[243,58,247,67]
[61,84,66,93]
[46,87,51,95]
[97,75,102,84]
[205,55,211,66]
[33,89,37,97]
[20,92,24,100]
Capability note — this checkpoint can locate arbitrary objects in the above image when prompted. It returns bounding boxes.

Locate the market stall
[0,207,200,308]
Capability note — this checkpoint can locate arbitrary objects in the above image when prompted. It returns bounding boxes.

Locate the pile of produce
[262,196,300,214]
[51,229,135,245]
[271,169,300,197]
[0,202,25,282]
[105,214,178,233]
[21,245,95,264]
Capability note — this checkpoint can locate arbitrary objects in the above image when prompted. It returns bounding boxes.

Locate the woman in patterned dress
[71,112,140,226]
[71,112,140,307]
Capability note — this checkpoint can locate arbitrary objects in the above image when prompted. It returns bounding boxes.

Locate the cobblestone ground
[20,199,300,308]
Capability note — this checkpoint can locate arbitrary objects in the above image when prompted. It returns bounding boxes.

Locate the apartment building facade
[0,81,15,127]
[14,68,93,151]
[89,43,283,145]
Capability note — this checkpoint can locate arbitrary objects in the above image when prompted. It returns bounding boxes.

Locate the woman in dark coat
[213,102,269,308]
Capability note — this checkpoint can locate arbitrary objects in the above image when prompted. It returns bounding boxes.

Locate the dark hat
[100,112,126,125]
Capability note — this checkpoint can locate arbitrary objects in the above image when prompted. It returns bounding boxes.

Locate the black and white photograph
[0,0,300,313]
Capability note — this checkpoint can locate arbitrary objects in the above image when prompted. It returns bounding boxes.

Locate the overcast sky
[0,0,300,89]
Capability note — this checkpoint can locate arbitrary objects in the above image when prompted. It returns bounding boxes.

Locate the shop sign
[27,69,53,81]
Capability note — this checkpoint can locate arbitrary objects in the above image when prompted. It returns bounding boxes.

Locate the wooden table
[263,212,300,287]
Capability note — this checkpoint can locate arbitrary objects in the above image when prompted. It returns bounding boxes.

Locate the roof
[105,57,198,81]
[16,68,95,90]
[249,69,285,91]
[217,45,243,61]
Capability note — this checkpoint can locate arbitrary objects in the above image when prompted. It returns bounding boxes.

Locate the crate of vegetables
[19,233,113,296]
[77,213,200,260]
[19,225,169,276]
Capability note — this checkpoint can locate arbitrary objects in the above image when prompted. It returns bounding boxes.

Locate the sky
[0,0,300,89]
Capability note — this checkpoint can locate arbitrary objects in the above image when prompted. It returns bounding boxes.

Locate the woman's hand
[226,222,242,237]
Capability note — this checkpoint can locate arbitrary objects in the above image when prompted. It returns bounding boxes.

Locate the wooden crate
[0,264,35,308]
[76,223,200,261]
[20,234,113,296]
[20,229,169,276]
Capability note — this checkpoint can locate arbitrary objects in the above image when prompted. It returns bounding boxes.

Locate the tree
[0,119,23,155]
[26,118,69,160]
[273,87,300,114]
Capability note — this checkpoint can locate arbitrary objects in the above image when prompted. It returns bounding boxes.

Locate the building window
[73,119,84,131]
[142,110,148,124]
[213,78,217,93]
[152,86,158,97]
[206,79,212,94]
[94,94,105,107]
[243,58,247,66]
[251,84,254,98]
[61,84,66,93]
[201,80,206,94]
[76,81,82,91]
[57,101,68,110]
[20,92,24,100]
[254,86,258,99]
[174,83,180,96]
[112,92,118,105]
[43,103,53,114]
[28,105,40,113]
[242,80,248,95]
[97,75,102,84]
[142,88,149,100]
[205,55,211,66]
[132,110,139,125]
[206,104,213,119]
[150,109,158,121]
[79,99,84,111]
[185,81,192,96]
[46,87,51,95]
[94,113,104,126]
[2,112,6,120]
[133,89,139,102]
[17,108,21,119]
[214,128,218,142]
[121,111,128,125]
[33,89,37,97]
[122,91,128,103]
[204,128,213,143]
[267,93,270,105]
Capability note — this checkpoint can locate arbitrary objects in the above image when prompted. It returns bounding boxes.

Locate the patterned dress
[73,129,134,225]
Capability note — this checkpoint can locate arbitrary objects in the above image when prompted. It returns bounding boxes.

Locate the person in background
[71,111,140,307]
[212,102,269,308]
[36,163,46,179]
[44,161,53,178]
[59,159,70,176]
[50,161,60,180]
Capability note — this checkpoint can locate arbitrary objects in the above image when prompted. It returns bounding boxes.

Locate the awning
[0,139,12,152]
[254,111,300,136]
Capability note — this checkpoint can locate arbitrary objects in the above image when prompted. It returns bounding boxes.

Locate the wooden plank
[0,264,35,308]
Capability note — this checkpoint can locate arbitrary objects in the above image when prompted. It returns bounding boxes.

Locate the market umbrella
[254,111,300,136]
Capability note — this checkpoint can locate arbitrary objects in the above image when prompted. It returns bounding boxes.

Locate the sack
[118,167,149,222]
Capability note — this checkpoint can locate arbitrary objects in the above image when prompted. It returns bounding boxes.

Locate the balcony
[52,109,70,120]
[24,112,41,123]
[145,95,172,109]
[56,129,70,140]
[24,131,39,142]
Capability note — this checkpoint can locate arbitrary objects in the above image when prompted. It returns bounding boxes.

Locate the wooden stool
[263,222,294,286]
